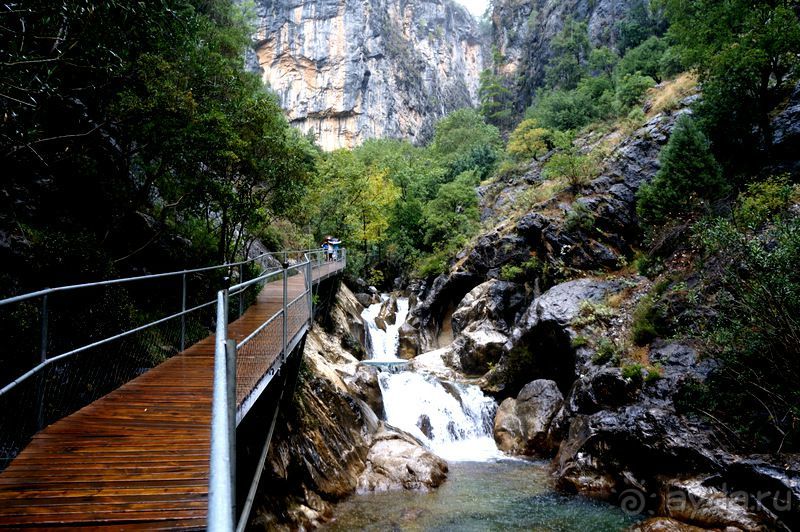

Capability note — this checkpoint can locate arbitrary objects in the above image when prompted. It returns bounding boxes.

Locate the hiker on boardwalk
[321,236,333,261]
[329,237,341,261]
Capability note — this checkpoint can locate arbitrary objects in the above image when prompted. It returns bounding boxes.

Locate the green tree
[615,73,655,109]
[527,88,597,131]
[588,47,620,77]
[479,69,515,129]
[507,119,553,161]
[545,20,591,90]
[662,0,800,162]
[544,152,594,191]
[636,115,725,226]
[615,36,671,83]
[430,108,502,168]
[423,171,480,247]
[0,0,315,275]
[616,0,666,54]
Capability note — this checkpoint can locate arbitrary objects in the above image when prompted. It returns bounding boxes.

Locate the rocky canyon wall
[491,0,650,109]
[250,0,485,150]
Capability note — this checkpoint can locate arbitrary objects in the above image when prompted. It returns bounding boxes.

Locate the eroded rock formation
[250,0,485,150]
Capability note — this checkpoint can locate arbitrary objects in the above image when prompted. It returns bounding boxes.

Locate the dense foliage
[662,0,800,172]
[0,1,316,295]
[688,202,800,452]
[306,109,500,285]
[478,0,800,454]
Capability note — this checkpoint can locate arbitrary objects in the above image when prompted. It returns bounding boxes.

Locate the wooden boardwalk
[0,261,343,529]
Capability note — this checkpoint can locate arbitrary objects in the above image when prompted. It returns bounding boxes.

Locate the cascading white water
[361,296,409,361]
[362,293,503,461]
[378,371,502,461]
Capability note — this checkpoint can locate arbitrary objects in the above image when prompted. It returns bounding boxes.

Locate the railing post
[180,274,187,351]
[282,262,288,360]
[36,294,48,430]
[238,264,244,317]
[40,294,48,362]
[225,337,237,520]
[306,259,312,325]
[209,287,234,531]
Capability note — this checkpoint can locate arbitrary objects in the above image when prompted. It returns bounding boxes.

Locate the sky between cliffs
[454,0,488,17]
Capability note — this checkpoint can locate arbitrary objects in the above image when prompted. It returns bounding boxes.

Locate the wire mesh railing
[208,249,346,532]
[0,249,332,471]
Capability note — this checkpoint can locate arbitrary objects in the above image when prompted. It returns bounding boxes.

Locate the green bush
[631,294,662,345]
[644,364,663,383]
[544,152,595,191]
[506,119,553,161]
[564,202,596,233]
[593,338,622,364]
[621,362,645,380]
[693,216,800,451]
[615,36,670,83]
[636,114,726,227]
[422,171,480,247]
[574,300,616,328]
[415,247,453,278]
[571,335,590,349]
[734,175,798,229]
[527,88,598,131]
[615,73,655,109]
[500,264,524,282]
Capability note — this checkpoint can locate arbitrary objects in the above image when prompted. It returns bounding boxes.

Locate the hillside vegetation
[2,0,800,454]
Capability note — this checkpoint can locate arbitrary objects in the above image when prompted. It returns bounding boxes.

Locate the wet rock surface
[397,322,420,360]
[342,363,384,418]
[493,379,563,455]
[658,477,766,531]
[375,295,399,331]
[630,517,712,532]
[253,283,448,529]
[407,347,461,381]
[772,81,800,157]
[356,426,449,493]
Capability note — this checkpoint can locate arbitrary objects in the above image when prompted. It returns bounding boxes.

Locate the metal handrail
[0,251,283,307]
[0,297,219,396]
[0,248,332,392]
[208,249,346,531]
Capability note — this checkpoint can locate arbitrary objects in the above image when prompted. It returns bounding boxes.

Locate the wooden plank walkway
[0,261,343,529]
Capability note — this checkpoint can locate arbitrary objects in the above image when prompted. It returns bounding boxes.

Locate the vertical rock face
[251,0,486,150]
[491,0,644,108]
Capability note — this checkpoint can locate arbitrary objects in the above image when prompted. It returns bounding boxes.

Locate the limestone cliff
[250,0,485,150]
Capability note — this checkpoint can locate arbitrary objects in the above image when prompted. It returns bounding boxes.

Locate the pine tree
[478,69,514,130]
[636,115,725,226]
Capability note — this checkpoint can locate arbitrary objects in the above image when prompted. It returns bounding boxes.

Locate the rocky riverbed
[252,83,800,531]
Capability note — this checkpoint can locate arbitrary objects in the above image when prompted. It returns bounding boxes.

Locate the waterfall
[379,371,501,461]
[362,293,502,461]
[361,296,409,361]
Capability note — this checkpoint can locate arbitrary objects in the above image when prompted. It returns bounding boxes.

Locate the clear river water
[326,295,642,531]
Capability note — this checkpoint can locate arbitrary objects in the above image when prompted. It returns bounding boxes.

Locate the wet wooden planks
[0,261,343,529]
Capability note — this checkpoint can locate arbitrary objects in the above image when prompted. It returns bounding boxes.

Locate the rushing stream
[362,295,410,361]
[337,294,641,531]
[379,371,501,461]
